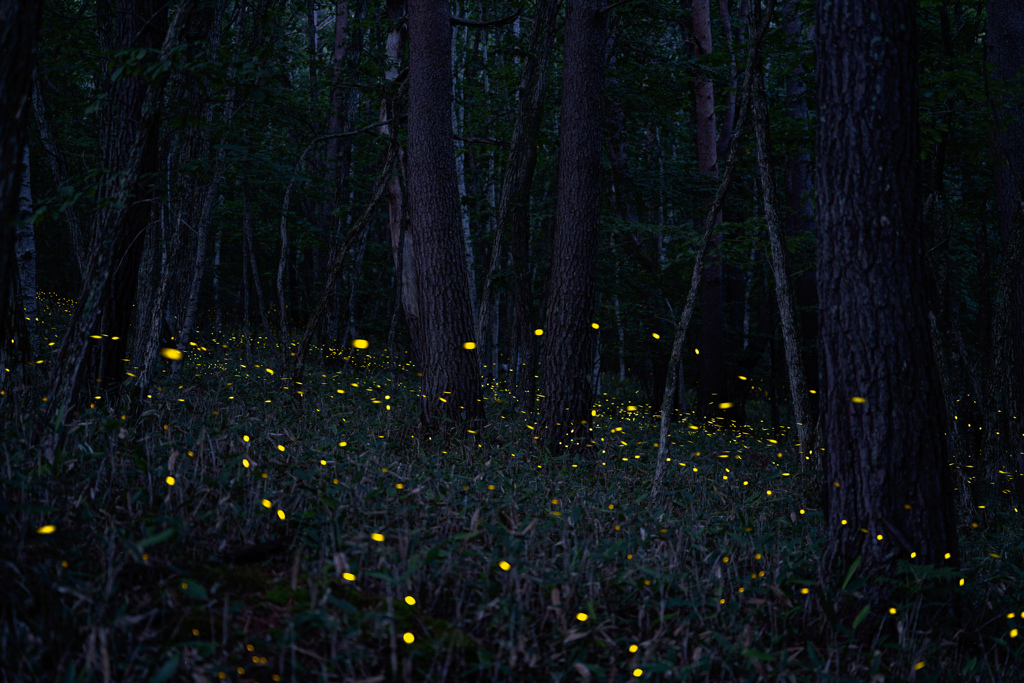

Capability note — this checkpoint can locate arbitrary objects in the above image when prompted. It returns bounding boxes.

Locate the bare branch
[451,7,522,29]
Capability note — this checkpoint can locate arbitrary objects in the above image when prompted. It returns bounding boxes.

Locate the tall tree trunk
[538,0,605,450]
[817,0,959,589]
[0,0,41,373]
[780,0,818,402]
[17,145,38,353]
[693,0,729,424]
[407,0,485,428]
[748,1,812,459]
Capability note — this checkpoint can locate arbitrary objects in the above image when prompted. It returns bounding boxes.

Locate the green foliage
[3,317,1023,680]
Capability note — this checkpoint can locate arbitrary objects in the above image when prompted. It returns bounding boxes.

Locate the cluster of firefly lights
[23,315,1022,664]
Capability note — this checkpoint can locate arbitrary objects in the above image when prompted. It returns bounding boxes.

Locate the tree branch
[451,7,522,29]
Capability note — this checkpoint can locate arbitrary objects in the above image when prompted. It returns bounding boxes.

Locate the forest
[1,0,1023,680]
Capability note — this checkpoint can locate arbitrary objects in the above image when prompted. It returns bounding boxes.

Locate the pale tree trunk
[17,145,38,352]
[452,17,478,317]
[213,224,222,331]
[749,3,812,460]
[716,0,737,163]
[381,0,423,367]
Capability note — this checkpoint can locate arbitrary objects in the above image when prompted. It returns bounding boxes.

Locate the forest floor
[2,302,1024,682]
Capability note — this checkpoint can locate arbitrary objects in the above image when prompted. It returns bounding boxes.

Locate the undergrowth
[2,323,1024,682]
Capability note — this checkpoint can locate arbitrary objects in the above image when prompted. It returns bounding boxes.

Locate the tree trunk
[693,0,729,424]
[37,1,192,455]
[748,1,812,459]
[407,0,485,428]
[538,0,605,450]
[17,145,38,353]
[816,0,959,588]
[0,0,40,373]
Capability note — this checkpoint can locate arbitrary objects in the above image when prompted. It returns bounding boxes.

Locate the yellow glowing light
[633,670,643,678]
[652,333,660,339]
[499,561,511,571]
[719,402,733,409]
[851,396,867,404]
[914,662,925,671]
[534,329,544,336]
[339,442,347,447]
[166,476,175,486]
[405,596,416,605]
[889,607,897,614]
[576,612,588,622]
[629,644,638,653]
[403,632,415,644]
[277,444,285,451]
[265,368,274,375]
[262,499,272,508]
[462,342,477,350]
[695,348,700,354]
[277,510,285,520]
[627,405,637,411]
[342,572,356,581]
[159,348,183,360]
[371,533,385,542]
[243,435,250,442]
[37,525,56,534]
[243,459,250,468]
[352,339,369,349]
[592,322,600,329]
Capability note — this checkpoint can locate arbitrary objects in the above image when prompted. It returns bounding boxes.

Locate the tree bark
[748,1,812,459]
[816,0,959,588]
[407,0,485,428]
[538,0,606,450]
[37,1,193,456]
[0,0,40,374]
[17,145,38,353]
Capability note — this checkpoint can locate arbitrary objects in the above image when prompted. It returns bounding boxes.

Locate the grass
[2,310,1024,681]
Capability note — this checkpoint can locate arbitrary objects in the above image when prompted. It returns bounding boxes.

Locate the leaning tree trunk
[37,1,193,458]
[538,0,605,450]
[748,3,812,460]
[653,0,772,496]
[407,0,485,429]
[816,0,959,592]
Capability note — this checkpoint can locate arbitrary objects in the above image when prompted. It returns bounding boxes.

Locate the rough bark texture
[0,0,41,372]
[538,0,605,450]
[816,0,959,586]
[17,146,38,352]
[407,0,485,428]
[37,1,192,456]
[749,2,811,458]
